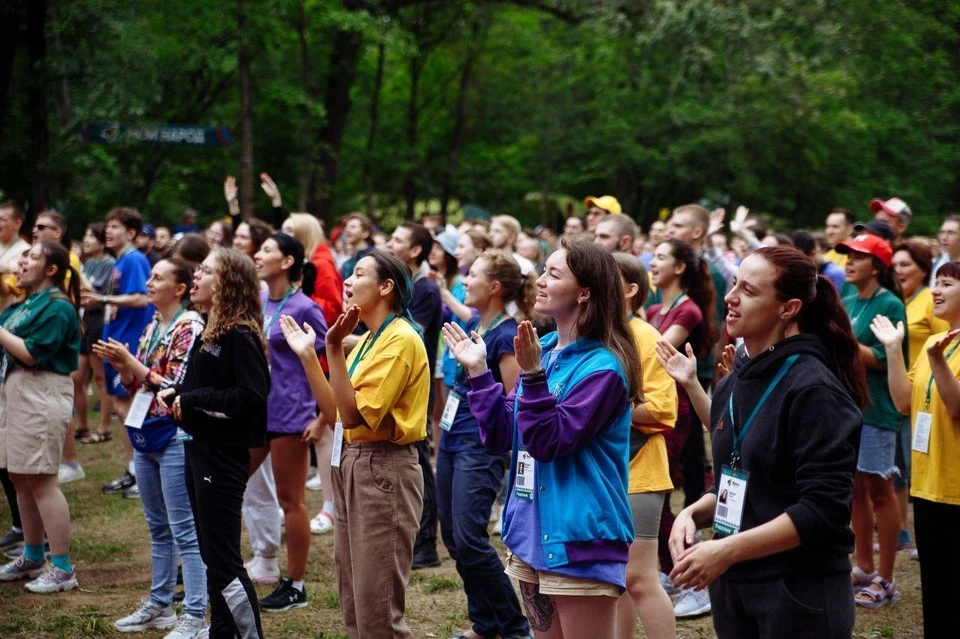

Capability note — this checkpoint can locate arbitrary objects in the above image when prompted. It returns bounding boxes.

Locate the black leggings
[914,497,960,636]
[0,468,20,529]
[184,441,263,639]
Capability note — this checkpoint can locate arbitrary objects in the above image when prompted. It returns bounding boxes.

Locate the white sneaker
[244,555,279,585]
[673,588,711,618]
[310,511,334,535]
[491,505,503,536]
[279,507,285,526]
[659,571,681,603]
[163,613,209,639]
[305,474,322,491]
[58,463,86,484]
[25,565,79,593]
[115,599,177,632]
[0,555,45,582]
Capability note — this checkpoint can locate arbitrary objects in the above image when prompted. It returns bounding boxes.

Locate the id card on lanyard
[713,354,799,536]
[439,392,460,431]
[915,339,960,454]
[514,446,534,500]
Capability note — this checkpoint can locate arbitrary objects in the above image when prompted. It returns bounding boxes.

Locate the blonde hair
[202,248,264,347]
[284,213,324,258]
[477,249,539,323]
[491,215,521,240]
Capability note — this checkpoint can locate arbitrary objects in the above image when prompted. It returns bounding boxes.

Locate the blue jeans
[437,446,528,638]
[135,443,208,618]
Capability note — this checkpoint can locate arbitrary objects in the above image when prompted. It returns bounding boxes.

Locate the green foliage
[2,0,958,235]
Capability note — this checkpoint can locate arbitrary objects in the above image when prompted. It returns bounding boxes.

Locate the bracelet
[520,369,546,384]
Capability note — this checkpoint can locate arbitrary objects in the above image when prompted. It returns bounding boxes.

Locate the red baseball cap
[835,232,894,267]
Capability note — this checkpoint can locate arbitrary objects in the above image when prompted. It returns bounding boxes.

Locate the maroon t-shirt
[647,298,705,413]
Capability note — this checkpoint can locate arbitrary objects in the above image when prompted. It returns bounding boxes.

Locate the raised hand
[326,305,361,349]
[280,314,317,360]
[730,205,750,235]
[870,315,906,350]
[927,328,960,360]
[156,387,177,411]
[514,320,542,374]
[442,322,488,377]
[717,344,736,379]
[91,338,133,372]
[260,172,282,207]
[708,208,726,236]
[655,339,697,388]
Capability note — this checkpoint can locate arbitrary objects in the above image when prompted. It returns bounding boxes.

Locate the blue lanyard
[727,354,799,467]
[348,314,398,378]
[263,287,295,337]
[144,308,184,361]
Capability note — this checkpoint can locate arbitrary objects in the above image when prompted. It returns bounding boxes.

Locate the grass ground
[0,427,924,637]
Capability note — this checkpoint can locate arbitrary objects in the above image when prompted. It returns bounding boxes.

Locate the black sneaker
[411,550,442,570]
[0,528,23,552]
[259,577,308,612]
[102,471,136,495]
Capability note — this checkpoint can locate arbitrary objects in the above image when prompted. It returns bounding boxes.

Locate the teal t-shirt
[0,288,81,376]
[844,287,907,431]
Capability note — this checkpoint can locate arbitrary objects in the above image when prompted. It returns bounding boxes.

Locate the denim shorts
[857,424,900,479]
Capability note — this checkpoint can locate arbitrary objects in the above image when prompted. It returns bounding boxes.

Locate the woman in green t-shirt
[0,241,82,593]
[835,233,906,609]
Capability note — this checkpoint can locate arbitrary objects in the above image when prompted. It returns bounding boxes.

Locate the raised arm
[927,329,960,421]
[870,316,912,413]
[280,315,337,423]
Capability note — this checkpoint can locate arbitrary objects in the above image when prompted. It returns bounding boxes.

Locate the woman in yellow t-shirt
[281,250,429,639]
[871,260,960,634]
[613,253,678,639]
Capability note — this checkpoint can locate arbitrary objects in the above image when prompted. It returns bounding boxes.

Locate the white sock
[322,501,334,515]
[292,580,304,592]
[128,460,136,476]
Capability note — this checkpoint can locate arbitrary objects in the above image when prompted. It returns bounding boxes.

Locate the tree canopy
[1,0,957,235]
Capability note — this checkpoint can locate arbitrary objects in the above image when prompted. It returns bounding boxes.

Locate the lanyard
[654,293,686,330]
[263,287,295,337]
[850,287,882,330]
[455,312,508,382]
[727,354,799,467]
[348,314,398,378]
[925,340,960,407]
[144,308,185,361]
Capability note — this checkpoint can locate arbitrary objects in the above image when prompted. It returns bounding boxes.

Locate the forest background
[1,0,958,236]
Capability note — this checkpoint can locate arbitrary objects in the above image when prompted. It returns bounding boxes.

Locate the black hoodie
[709,334,862,581]
[177,326,269,449]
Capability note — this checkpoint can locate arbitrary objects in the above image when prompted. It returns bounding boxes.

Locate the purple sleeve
[516,370,628,462]
[466,370,518,455]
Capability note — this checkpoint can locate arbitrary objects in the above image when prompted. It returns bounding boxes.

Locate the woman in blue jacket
[444,239,643,638]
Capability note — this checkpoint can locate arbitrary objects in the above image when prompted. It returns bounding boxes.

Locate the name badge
[913,411,932,454]
[124,391,155,429]
[331,421,344,468]
[514,448,534,500]
[713,465,749,536]
[175,428,193,443]
[439,392,460,431]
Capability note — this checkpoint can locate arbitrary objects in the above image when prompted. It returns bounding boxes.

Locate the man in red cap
[870,197,912,245]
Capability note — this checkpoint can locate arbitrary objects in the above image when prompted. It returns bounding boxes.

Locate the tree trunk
[363,42,386,218]
[296,0,313,212]
[0,2,21,149]
[312,14,363,224]
[440,30,479,218]
[49,0,70,127]
[238,0,255,219]
[403,57,421,220]
[26,0,49,214]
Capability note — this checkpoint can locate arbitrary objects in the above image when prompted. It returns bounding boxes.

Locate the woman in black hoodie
[657,246,867,639]
[159,248,269,639]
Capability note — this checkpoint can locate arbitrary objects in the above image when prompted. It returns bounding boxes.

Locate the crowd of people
[0,179,956,638]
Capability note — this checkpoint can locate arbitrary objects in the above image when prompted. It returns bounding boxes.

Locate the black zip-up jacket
[709,334,862,581]
[177,326,269,449]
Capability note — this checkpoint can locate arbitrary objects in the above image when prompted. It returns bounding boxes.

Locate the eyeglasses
[194,265,214,276]
[33,223,56,232]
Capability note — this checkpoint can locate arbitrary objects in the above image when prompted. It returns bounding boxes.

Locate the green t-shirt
[844,287,907,431]
[0,288,81,376]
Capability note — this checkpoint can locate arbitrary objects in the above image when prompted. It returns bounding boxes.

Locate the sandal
[81,431,112,444]
[855,576,899,609]
[74,428,90,440]
[851,566,876,588]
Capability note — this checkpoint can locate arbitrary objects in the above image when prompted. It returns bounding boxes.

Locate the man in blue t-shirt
[84,207,154,497]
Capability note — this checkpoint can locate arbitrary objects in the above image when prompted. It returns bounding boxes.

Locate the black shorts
[80,312,105,355]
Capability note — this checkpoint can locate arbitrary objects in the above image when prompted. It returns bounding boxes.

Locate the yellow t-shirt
[908,333,960,505]
[65,251,81,291]
[344,317,429,445]
[905,287,950,368]
[627,316,677,494]
[823,248,847,270]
